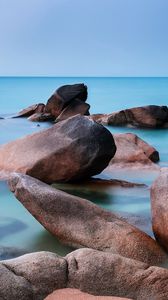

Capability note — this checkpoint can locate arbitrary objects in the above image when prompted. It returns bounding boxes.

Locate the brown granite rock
[151,171,168,251]
[66,248,168,300]
[45,84,88,117]
[16,103,45,117]
[45,288,132,300]
[0,115,116,183]
[111,133,159,165]
[8,173,167,265]
[89,105,168,128]
[56,99,90,122]
[0,251,67,300]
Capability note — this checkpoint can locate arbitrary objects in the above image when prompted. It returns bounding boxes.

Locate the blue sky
[0,0,168,76]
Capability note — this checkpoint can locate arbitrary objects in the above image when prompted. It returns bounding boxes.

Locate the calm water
[0,77,168,257]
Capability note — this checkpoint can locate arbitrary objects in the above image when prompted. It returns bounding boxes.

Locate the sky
[0,0,168,76]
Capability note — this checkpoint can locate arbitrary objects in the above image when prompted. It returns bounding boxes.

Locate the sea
[0,77,168,257]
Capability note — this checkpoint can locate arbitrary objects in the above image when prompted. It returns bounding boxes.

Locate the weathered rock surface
[0,115,116,183]
[66,248,168,300]
[90,105,168,128]
[8,173,167,265]
[56,99,90,122]
[45,288,132,300]
[16,103,45,118]
[0,251,67,300]
[45,84,88,117]
[151,171,168,251]
[2,248,168,300]
[111,133,159,165]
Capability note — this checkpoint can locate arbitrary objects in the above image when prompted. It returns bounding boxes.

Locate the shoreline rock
[0,115,116,183]
[8,173,167,265]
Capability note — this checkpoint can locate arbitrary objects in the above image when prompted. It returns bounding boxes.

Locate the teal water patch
[0,181,72,256]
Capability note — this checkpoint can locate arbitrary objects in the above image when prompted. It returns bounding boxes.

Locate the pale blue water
[0,77,167,257]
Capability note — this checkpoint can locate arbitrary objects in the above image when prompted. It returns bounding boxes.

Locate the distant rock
[89,105,168,128]
[0,246,27,260]
[9,173,167,265]
[0,115,116,183]
[45,84,88,118]
[56,99,90,122]
[16,103,45,118]
[28,113,54,122]
[151,171,168,251]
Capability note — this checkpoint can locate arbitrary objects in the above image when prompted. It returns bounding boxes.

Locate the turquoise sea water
[0,77,168,257]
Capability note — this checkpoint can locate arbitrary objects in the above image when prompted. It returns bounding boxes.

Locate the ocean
[0,77,168,256]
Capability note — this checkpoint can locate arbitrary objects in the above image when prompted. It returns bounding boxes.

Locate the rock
[8,173,167,265]
[0,251,67,300]
[45,84,88,117]
[16,103,45,118]
[151,171,168,251]
[89,105,168,128]
[0,115,116,183]
[28,113,54,122]
[66,248,168,300]
[56,99,90,122]
[0,246,27,260]
[110,133,159,165]
[45,288,132,300]
[80,178,147,188]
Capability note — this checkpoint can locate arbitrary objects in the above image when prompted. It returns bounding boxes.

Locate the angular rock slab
[0,115,116,183]
[90,105,168,128]
[56,99,90,122]
[45,84,88,117]
[16,103,45,117]
[45,288,132,300]
[151,171,168,251]
[9,173,167,265]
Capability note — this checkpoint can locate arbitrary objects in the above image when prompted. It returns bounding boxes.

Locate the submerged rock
[45,84,88,118]
[0,115,116,183]
[90,105,168,128]
[0,246,27,260]
[45,288,132,300]
[151,171,168,251]
[8,173,167,265]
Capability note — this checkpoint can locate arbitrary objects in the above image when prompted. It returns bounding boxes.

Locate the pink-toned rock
[8,173,167,265]
[151,171,168,251]
[17,103,45,117]
[89,105,168,128]
[28,112,54,122]
[0,115,116,183]
[45,288,132,300]
[56,99,90,122]
[111,133,159,165]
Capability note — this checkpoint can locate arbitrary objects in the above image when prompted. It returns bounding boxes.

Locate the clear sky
[0,0,168,76]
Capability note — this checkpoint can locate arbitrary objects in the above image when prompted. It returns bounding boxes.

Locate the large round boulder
[0,115,116,183]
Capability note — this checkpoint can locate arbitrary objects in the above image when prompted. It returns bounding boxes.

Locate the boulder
[45,288,132,300]
[151,171,168,251]
[56,99,90,122]
[28,113,54,122]
[0,251,67,300]
[0,115,116,183]
[89,105,168,128]
[45,84,88,117]
[110,133,159,166]
[8,173,167,265]
[66,248,168,300]
[16,103,45,117]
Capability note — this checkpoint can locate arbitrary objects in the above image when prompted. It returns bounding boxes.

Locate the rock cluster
[16,83,90,122]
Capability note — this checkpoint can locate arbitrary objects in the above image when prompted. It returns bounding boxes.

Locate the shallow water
[0,77,168,258]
